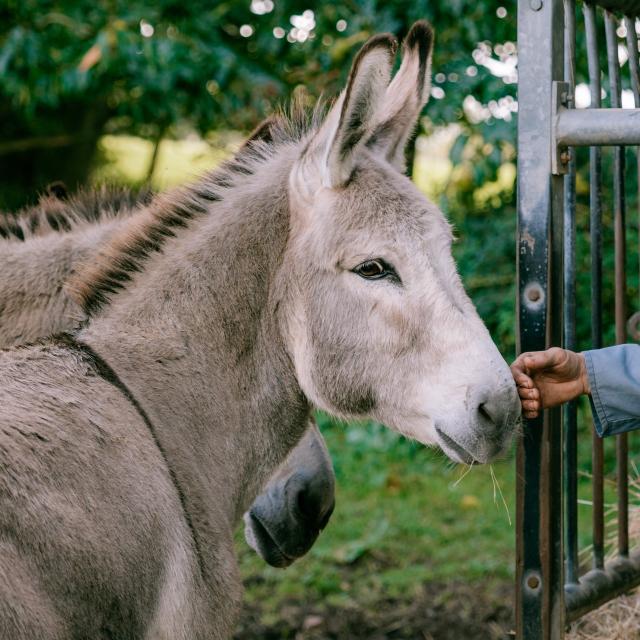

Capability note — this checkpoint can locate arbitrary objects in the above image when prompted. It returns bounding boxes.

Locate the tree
[0,0,517,207]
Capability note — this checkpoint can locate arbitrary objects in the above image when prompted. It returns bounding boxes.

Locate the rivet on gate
[523,282,545,310]
[527,575,541,590]
[529,0,543,10]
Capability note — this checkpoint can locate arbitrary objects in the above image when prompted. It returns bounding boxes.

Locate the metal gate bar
[516,1,566,637]
[603,8,630,560]
[625,17,640,346]
[583,2,606,578]
[517,0,640,636]
[563,0,580,589]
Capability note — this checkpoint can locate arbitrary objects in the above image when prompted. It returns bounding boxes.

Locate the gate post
[516,0,565,638]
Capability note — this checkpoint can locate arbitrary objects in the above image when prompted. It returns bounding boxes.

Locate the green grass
[235,414,518,611]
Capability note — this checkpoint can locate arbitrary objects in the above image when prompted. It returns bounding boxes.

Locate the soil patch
[234,579,514,639]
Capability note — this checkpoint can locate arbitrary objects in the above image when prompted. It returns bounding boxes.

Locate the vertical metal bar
[517,1,565,637]
[583,2,605,572]
[626,17,640,319]
[563,0,579,588]
[627,17,640,107]
[604,10,629,559]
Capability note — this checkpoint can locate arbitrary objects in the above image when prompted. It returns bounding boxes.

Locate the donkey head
[282,22,519,464]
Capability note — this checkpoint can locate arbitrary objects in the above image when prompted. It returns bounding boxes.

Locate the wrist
[578,352,591,396]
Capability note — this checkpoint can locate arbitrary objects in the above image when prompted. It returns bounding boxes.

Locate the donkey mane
[0,184,155,242]
[69,99,327,317]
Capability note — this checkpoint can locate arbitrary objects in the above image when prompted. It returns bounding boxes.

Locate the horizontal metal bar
[565,549,640,622]
[556,108,640,146]
[594,0,640,15]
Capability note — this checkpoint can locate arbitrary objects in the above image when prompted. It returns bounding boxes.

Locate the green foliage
[0,1,516,135]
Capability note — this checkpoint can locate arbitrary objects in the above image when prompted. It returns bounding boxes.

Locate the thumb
[523,348,564,373]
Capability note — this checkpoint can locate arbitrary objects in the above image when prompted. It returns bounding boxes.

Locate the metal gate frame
[516,1,640,638]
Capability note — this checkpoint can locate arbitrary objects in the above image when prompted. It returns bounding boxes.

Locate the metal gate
[516,0,640,637]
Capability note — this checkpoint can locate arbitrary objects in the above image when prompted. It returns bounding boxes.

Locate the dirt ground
[234,580,515,640]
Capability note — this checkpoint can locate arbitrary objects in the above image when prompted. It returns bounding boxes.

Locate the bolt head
[527,575,540,589]
[527,288,541,302]
[529,0,543,10]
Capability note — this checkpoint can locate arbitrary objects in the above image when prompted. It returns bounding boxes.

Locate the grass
[235,414,517,613]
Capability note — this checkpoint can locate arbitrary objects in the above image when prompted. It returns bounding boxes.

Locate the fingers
[512,370,533,388]
[517,385,541,417]
[512,365,541,419]
[518,386,539,401]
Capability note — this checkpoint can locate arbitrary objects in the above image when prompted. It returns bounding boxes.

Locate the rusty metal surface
[625,17,640,346]
[565,550,640,620]
[604,9,631,559]
[584,0,606,574]
[518,1,640,638]
[562,0,580,589]
[516,0,566,637]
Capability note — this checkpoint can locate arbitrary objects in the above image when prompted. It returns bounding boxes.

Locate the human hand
[510,347,591,419]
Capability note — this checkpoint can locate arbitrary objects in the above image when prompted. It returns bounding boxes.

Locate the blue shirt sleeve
[583,344,640,437]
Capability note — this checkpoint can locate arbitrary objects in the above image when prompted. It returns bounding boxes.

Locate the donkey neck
[78,150,310,540]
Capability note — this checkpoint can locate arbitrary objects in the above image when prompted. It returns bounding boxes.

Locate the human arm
[511,344,640,437]
[583,344,640,436]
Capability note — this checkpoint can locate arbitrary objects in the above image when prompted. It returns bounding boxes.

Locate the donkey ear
[367,21,434,172]
[309,34,397,188]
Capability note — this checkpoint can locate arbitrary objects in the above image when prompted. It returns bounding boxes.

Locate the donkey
[0,184,335,569]
[0,21,518,639]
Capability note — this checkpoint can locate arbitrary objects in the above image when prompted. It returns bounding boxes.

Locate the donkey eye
[352,259,398,281]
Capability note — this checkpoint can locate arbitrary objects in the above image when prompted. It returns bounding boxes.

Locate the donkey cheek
[310,363,377,416]
[327,388,376,416]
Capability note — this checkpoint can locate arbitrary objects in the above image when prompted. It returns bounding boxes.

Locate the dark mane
[0,184,155,242]
[69,101,325,317]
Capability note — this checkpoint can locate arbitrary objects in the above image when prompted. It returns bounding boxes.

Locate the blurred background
[2,2,639,638]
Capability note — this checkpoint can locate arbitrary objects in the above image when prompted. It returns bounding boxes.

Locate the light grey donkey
[0,21,519,639]
[0,181,335,569]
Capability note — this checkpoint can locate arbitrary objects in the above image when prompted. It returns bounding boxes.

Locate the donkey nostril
[478,402,495,425]
[296,487,321,521]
